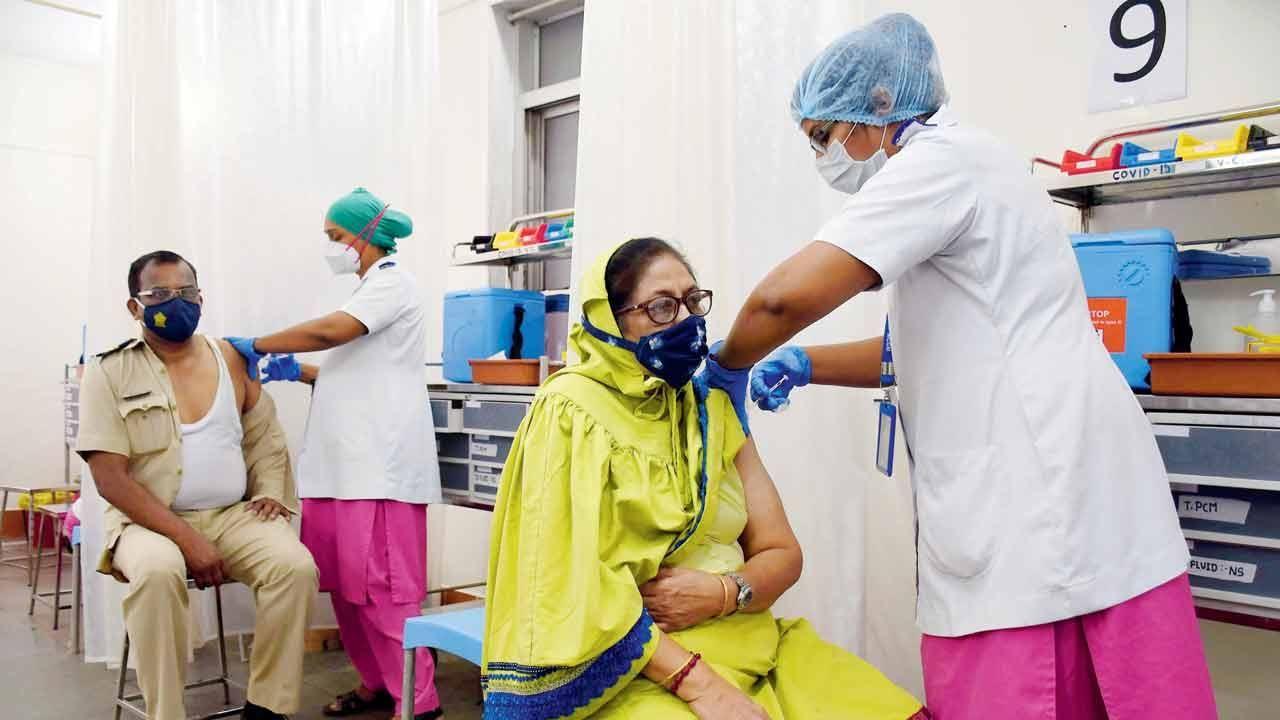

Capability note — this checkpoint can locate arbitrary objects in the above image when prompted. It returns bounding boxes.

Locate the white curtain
[80,0,442,664]
[573,0,923,696]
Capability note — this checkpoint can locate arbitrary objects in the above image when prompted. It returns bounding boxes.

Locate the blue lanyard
[879,316,895,388]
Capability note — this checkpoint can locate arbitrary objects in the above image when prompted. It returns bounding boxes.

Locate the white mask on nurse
[325,239,361,275]
[815,123,889,195]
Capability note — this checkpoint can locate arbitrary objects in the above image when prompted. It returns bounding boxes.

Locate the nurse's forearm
[806,337,883,388]
[716,242,880,369]
[299,363,319,386]
[253,311,367,354]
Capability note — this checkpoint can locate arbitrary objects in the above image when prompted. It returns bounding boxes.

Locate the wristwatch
[725,573,753,611]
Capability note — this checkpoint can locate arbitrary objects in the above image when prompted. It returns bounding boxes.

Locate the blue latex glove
[262,354,302,383]
[698,341,751,436]
[749,346,812,412]
[225,337,263,381]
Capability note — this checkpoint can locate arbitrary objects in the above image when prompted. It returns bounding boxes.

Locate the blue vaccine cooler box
[443,289,547,382]
[1070,229,1177,390]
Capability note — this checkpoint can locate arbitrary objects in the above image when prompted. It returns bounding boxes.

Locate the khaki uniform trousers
[112,502,318,720]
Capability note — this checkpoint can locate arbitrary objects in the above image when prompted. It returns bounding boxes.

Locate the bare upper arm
[217,338,262,413]
[82,450,130,485]
[328,310,371,343]
[735,439,801,559]
[753,241,882,325]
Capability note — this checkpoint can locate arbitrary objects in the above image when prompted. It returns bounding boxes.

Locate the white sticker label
[465,400,482,409]
[1188,555,1257,584]
[1087,0,1188,113]
[1170,482,1199,494]
[1177,495,1251,525]
[1138,150,1160,162]
[472,442,498,458]
[1194,143,1216,154]
[1077,159,1098,169]
[474,465,499,477]
[1151,425,1190,437]
[1186,539,1195,550]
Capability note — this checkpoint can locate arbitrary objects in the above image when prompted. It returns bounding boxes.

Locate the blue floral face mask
[582,315,709,388]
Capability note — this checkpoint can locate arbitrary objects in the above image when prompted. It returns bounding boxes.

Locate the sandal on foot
[322,689,393,717]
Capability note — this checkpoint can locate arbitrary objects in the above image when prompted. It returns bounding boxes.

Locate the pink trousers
[921,573,1217,720]
[302,499,439,715]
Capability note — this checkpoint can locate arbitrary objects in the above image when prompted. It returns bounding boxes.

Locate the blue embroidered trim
[666,388,710,557]
[482,611,655,720]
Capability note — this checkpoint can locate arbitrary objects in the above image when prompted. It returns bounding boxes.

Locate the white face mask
[815,123,889,195]
[325,239,361,275]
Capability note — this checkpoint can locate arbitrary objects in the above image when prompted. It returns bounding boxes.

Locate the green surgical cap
[326,187,413,254]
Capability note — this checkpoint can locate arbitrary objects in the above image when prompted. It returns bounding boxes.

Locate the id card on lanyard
[875,316,897,477]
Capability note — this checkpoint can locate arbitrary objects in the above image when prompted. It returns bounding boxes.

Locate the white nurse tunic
[298,259,442,505]
[816,105,1188,637]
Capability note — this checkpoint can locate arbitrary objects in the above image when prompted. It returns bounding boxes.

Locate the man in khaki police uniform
[77,250,317,720]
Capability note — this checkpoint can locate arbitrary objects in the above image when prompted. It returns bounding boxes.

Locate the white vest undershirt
[172,336,247,512]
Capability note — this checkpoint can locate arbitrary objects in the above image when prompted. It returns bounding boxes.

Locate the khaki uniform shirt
[76,334,296,577]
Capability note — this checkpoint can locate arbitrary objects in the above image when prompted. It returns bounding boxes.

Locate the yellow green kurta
[481,247,922,719]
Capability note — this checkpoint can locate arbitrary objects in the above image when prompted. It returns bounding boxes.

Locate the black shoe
[243,701,288,719]
[415,708,444,720]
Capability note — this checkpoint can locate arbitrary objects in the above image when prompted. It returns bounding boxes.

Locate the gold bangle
[665,650,696,681]
[718,574,734,617]
[662,653,697,690]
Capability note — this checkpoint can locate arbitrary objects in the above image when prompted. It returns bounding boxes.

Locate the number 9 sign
[1088,0,1187,113]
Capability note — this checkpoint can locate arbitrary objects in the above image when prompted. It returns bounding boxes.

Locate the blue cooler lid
[1070,228,1175,248]
[546,294,570,312]
[446,287,545,301]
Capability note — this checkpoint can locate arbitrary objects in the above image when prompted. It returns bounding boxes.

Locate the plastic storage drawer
[469,434,515,464]
[1153,423,1280,484]
[430,398,462,432]
[440,460,471,496]
[435,433,470,462]
[1174,486,1280,542]
[462,400,528,434]
[1187,539,1280,600]
[471,464,502,503]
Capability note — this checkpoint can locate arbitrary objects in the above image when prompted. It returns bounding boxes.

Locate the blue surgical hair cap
[791,13,948,127]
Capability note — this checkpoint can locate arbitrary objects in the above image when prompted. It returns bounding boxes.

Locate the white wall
[425,0,524,593]
[0,0,100,508]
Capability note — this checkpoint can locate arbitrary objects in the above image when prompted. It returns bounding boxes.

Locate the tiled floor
[0,559,482,720]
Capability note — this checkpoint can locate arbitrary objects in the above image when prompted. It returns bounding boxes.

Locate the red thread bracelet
[667,653,701,695]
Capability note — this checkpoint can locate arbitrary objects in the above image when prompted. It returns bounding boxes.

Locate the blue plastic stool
[400,604,485,719]
[71,525,82,654]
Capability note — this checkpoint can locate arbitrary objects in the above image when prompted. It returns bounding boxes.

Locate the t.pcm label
[1176,495,1251,525]
[1188,556,1257,584]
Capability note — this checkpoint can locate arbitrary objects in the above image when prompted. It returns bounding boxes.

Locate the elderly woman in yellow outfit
[482,237,926,719]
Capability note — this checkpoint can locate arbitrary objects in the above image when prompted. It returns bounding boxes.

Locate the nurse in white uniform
[226,188,443,720]
[702,14,1216,720]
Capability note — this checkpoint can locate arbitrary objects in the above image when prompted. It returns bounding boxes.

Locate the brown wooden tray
[1144,353,1280,398]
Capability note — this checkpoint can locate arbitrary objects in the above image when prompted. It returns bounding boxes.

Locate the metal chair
[114,580,245,720]
[27,503,74,629]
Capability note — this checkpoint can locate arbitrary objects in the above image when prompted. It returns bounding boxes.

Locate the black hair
[128,250,198,297]
[604,237,696,313]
